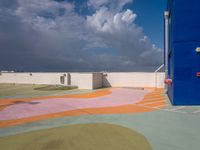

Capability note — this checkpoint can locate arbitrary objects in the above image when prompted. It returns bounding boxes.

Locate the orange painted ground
[0,89,112,109]
[0,88,166,128]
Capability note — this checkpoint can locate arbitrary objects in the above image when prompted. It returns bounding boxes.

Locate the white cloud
[87,8,137,33]
[0,0,163,71]
[88,0,109,9]
[86,5,162,67]
[15,0,75,30]
[88,0,133,11]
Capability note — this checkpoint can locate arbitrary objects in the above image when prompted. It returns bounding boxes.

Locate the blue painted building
[165,0,200,105]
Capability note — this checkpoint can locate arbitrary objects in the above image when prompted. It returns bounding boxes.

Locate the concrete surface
[0,72,165,89]
[0,123,152,150]
[0,73,103,89]
[0,88,149,120]
[0,84,199,150]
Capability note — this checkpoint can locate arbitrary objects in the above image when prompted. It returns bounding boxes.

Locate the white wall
[70,73,103,89]
[0,72,165,89]
[0,72,103,89]
[0,73,64,85]
[155,72,165,88]
[103,72,165,88]
[71,73,93,89]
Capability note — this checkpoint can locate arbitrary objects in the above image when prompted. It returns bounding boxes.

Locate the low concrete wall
[70,73,103,89]
[71,73,93,89]
[103,72,165,88]
[0,72,165,89]
[0,72,103,89]
[155,72,165,88]
[0,73,63,85]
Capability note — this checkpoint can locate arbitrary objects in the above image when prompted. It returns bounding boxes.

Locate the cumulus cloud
[0,0,163,72]
[86,8,137,33]
[86,6,162,67]
[88,0,132,11]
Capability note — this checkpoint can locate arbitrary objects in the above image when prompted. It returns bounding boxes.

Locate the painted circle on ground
[0,123,152,150]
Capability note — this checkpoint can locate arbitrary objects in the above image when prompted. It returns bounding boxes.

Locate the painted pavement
[0,86,200,150]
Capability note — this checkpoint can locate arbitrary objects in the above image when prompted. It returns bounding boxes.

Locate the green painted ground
[0,83,92,99]
[0,123,152,150]
[1,84,200,150]
[1,110,200,150]
[34,85,77,91]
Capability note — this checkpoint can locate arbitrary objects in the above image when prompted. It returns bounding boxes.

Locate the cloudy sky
[0,0,166,72]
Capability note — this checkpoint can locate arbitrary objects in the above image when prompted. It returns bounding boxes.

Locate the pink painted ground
[0,88,149,120]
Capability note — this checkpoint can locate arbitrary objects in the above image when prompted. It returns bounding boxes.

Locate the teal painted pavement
[1,107,200,150]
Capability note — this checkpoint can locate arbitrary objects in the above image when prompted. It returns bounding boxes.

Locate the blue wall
[167,0,200,105]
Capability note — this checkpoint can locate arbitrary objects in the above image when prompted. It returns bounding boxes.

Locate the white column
[164,11,169,90]
[164,11,169,80]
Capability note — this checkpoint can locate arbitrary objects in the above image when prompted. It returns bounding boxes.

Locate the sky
[0,0,167,72]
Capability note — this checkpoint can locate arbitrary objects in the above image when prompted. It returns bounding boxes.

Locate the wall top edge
[0,72,165,74]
